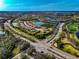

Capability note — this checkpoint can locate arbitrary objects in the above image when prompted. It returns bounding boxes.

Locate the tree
[26,46,36,55]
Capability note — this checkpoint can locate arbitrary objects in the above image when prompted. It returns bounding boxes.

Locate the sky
[0,0,79,11]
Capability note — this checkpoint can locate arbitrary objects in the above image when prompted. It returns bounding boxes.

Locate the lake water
[76,32,79,39]
[32,22,46,26]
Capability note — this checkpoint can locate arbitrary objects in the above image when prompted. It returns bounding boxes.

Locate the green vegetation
[68,33,79,50]
[11,22,53,40]
[12,47,20,56]
[20,27,53,39]
[35,33,46,39]
[63,44,79,57]
[0,27,3,31]
[41,23,53,28]
[55,31,79,57]
[69,34,79,44]
[58,38,79,57]
[67,22,78,33]
[0,33,16,59]
[0,29,31,59]
[10,16,54,40]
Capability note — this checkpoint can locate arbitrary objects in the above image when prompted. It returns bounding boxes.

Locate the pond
[76,32,79,39]
[32,21,46,26]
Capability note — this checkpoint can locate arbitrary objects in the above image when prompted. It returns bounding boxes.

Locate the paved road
[49,23,65,44]
[12,50,34,59]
